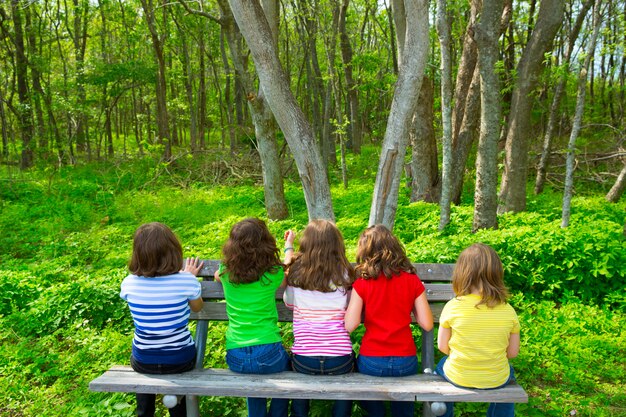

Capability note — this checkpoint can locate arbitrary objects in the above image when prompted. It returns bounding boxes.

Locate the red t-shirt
[353,270,425,356]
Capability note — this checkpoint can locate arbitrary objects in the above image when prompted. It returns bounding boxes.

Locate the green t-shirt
[219,264,284,350]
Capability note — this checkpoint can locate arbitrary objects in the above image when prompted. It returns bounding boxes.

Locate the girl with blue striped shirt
[120,222,204,417]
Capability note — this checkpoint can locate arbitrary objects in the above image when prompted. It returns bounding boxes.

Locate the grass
[0,150,624,416]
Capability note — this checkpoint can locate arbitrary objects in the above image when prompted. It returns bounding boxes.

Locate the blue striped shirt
[120,272,202,364]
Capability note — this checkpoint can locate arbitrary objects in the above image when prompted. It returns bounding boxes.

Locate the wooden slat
[90,366,527,403]
[199,281,454,302]
[190,302,446,323]
[198,261,455,283]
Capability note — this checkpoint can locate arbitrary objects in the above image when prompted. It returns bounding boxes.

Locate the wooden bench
[90,262,528,417]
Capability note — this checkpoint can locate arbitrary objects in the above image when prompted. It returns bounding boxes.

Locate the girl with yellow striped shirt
[436,243,520,417]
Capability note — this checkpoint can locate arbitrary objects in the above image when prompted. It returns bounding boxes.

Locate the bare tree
[369,0,430,229]
[562,0,603,227]
[472,0,505,230]
[227,0,334,220]
[606,161,626,203]
[499,0,564,213]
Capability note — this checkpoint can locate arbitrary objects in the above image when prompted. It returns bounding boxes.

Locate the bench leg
[185,319,209,417]
[186,396,200,417]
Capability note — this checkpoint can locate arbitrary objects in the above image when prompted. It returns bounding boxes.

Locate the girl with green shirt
[215,218,289,417]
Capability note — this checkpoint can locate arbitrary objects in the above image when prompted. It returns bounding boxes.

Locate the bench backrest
[191,261,455,371]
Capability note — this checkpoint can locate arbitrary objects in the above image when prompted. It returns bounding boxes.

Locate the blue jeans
[226,342,291,417]
[435,356,515,417]
[290,353,355,417]
[130,355,196,417]
[356,355,418,417]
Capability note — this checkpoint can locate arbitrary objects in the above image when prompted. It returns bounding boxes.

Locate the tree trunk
[437,0,454,230]
[409,77,439,203]
[339,0,361,154]
[534,0,594,195]
[472,0,505,231]
[227,0,334,221]
[499,0,564,213]
[369,0,429,229]
[140,0,171,160]
[562,0,602,228]
[606,162,626,203]
[10,0,35,169]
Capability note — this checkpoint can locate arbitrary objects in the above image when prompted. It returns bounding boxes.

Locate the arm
[437,325,451,354]
[507,332,520,358]
[213,269,221,282]
[189,297,204,312]
[344,290,364,333]
[283,229,296,264]
[414,292,434,331]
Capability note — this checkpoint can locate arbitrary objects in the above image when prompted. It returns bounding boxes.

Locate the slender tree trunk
[227,0,334,220]
[339,0,361,154]
[535,0,594,195]
[437,0,454,230]
[562,0,602,228]
[606,162,626,203]
[472,0,505,231]
[499,0,564,213]
[409,77,439,203]
[10,0,35,168]
[140,0,171,160]
[369,0,429,229]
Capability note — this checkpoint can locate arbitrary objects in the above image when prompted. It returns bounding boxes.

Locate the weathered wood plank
[198,261,455,283]
[199,281,454,302]
[189,302,446,323]
[90,366,527,403]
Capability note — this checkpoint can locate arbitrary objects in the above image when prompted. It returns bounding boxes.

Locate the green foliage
[0,158,624,416]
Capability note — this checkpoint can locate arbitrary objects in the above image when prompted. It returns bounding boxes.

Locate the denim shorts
[357,354,418,377]
[291,352,355,375]
[226,342,290,375]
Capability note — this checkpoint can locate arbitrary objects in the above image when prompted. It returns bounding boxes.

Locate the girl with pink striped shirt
[282,220,356,417]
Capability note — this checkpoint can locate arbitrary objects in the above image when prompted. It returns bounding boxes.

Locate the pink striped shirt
[283,286,353,356]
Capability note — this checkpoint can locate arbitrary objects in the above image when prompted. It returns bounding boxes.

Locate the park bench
[90,261,528,417]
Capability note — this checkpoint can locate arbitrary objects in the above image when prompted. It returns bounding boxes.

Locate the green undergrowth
[0,156,624,416]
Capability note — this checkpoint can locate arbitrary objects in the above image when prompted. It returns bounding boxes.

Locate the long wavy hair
[452,243,509,308]
[220,218,282,285]
[286,219,355,292]
[128,222,183,277]
[355,224,415,279]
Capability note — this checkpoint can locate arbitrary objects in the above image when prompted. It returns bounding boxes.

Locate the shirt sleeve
[352,278,367,299]
[439,299,454,329]
[509,305,521,333]
[119,276,130,300]
[283,285,295,309]
[414,273,426,298]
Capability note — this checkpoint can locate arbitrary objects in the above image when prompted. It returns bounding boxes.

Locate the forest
[0,0,625,416]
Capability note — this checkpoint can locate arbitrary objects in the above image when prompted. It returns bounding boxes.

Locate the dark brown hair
[355,224,415,279]
[452,243,509,308]
[220,218,283,284]
[286,219,355,292]
[128,222,183,277]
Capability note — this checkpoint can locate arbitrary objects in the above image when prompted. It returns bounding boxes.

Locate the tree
[369,0,430,229]
[472,0,505,231]
[499,0,564,213]
[562,0,603,227]
[227,0,334,221]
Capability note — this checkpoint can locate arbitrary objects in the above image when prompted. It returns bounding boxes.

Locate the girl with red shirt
[345,225,433,417]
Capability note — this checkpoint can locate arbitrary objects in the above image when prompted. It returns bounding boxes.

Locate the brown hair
[355,224,415,279]
[452,243,509,308]
[128,222,183,277]
[220,218,283,284]
[286,220,355,292]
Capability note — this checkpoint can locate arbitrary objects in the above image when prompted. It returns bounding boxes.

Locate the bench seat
[90,365,528,403]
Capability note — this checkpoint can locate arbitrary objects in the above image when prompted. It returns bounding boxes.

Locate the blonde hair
[452,243,509,308]
[355,224,415,279]
[286,220,355,292]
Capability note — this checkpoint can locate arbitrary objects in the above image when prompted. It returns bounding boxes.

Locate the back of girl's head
[287,219,355,291]
[129,222,183,277]
[355,224,415,279]
[222,217,282,284]
[452,243,509,307]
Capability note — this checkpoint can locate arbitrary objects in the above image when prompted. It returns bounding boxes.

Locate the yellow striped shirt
[441,294,520,388]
